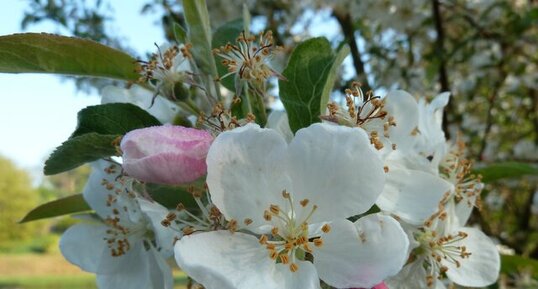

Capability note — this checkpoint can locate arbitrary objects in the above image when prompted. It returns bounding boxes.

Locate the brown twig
[333,11,371,92]
[432,0,453,138]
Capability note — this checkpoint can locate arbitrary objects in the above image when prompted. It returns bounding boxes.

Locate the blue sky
[0,2,343,180]
[0,1,166,173]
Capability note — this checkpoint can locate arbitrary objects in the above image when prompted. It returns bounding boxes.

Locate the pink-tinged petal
[351,281,389,289]
[121,124,213,185]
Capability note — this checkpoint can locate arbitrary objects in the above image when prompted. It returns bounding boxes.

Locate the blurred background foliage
[2,0,537,288]
[0,155,89,254]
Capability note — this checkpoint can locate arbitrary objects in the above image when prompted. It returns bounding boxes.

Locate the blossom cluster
[57,31,500,289]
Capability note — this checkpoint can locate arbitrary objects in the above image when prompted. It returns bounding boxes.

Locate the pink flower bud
[351,282,389,289]
[120,124,213,185]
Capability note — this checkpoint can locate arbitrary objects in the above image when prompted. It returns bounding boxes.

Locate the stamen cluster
[324,82,395,150]
[257,190,328,273]
[214,31,280,83]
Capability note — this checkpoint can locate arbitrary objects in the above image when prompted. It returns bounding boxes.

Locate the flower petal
[444,227,500,287]
[82,161,144,228]
[139,199,178,258]
[121,125,212,185]
[174,231,320,289]
[206,124,290,228]
[377,168,453,225]
[96,246,173,289]
[60,222,143,275]
[384,90,418,152]
[101,85,179,124]
[267,110,293,143]
[313,215,408,288]
[385,260,430,289]
[288,123,385,222]
[82,160,122,219]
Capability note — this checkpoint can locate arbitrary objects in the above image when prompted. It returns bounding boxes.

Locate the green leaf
[279,37,342,133]
[71,103,161,138]
[19,194,90,223]
[213,18,244,92]
[182,0,218,77]
[501,254,538,279]
[146,184,198,209]
[45,133,120,175]
[0,33,140,80]
[474,162,538,183]
[173,22,187,44]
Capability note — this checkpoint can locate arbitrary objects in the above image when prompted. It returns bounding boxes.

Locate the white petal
[266,110,293,143]
[83,161,145,229]
[138,199,178,258]
[444,227,500,287]
[288,123,385,222]
[97,246,173,289]
[384,90,418,152]
[377,168,453,225]
[60,222,143,275]
[174,231,320,289]
[385,260,429,289]
[313,215,408,288]
[206,124,290,228]
[82,160,121,219]
[430,92,450,126]
[101,85,179,124]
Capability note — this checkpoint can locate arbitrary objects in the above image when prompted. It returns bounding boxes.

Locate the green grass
[0,274,187,289]
[0,275,95,289]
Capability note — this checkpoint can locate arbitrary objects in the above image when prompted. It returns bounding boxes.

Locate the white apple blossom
[139,44,193,101]
[377,92,454,225]
[386,212,500,289]
[60,161,176,289]
[101,85,180,124]
[174,123,409,289]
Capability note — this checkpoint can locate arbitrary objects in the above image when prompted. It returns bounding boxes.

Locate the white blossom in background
[139,44,193,102]
[174,123,409,289]
[101,85,180,124]
[60,161,176,289]
[386,210,500,289]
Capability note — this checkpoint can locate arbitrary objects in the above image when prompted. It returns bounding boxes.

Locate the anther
[263,210,272,221]
[279,254,289,264]
[269,204,280,215]
[289,263,299,272]
[313,238,324,247]
[321,224,331,233]
[299,199,310,207]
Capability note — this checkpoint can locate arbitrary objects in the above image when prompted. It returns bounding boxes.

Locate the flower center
[440,143,483,210]
[213,31,279,83]
[161,185,229,238]
[414,229,472,287]
[258,190,329,273]
[323,82,396,151]
[137,44,193,100]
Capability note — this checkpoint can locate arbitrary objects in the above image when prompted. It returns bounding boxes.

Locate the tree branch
[333,11,371,92]
[432,0,452,138]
